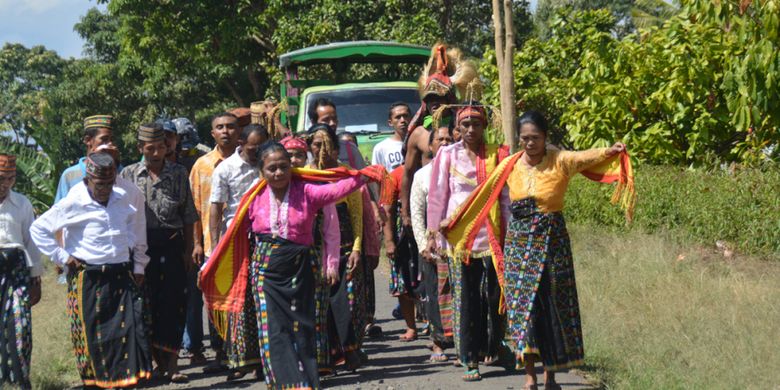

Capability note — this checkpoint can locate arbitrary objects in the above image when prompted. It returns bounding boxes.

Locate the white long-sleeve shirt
[410,163,432,254]
[30,181,150,274]
[0,190,44,277]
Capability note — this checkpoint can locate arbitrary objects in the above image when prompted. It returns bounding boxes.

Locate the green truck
[279,41,430,160]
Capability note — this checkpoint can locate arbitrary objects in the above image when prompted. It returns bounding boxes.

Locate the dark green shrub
[565,166,780,259]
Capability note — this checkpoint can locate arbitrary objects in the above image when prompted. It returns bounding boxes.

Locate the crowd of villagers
[0,43,635,390]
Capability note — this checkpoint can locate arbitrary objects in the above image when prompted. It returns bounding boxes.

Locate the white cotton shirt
[371,138,404,172]
[209,148,260,234]
[0,190,44,277]
[410,163,432,254]
[30,181,150,274]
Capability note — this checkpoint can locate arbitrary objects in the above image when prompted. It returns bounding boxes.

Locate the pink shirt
[360,187,380,257]
[426,142,509,255]
[248,176,364,247]
[321,203,341,273]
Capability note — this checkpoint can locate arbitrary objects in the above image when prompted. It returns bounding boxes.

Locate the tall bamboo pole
[492,0,518,151]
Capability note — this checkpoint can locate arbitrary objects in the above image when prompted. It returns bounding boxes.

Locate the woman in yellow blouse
[506,111,625,389]
[444,110,627,389]
[307,123,366,372]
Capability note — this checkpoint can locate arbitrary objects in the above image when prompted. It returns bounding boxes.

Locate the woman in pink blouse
[245,142,371,389]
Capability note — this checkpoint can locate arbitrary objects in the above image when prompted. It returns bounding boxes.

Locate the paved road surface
[154,266,592,390]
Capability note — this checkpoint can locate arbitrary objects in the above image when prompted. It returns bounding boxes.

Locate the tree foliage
[103,0,533,105]
[483,1,780,165]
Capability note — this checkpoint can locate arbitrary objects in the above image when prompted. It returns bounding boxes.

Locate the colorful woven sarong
[66,262,151,388]
[503,198,584,370]
[251,234,320,389]
[0,248,32,388]
[326,203,366,362]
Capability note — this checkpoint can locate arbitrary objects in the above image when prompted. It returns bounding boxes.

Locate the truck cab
[279,41,430,160]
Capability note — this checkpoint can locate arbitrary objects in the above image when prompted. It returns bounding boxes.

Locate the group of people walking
[0,43,633,390]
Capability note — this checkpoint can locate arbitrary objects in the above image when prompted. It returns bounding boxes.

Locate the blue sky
[0,0,538,59]
[0,0,104,58]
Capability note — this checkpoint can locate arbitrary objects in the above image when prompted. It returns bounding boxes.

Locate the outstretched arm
[305,175,366,210]
[559,143,626,176]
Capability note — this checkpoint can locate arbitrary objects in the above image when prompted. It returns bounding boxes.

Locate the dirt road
[155,266,592,390]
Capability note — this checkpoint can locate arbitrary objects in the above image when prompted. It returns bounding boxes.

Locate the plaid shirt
[189,149,228,255]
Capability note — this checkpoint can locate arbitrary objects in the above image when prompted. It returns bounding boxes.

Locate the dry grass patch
[31,270,80,390]
[571,224,780,389]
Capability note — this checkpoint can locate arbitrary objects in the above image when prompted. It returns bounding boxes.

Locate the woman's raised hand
[607,142,626,157]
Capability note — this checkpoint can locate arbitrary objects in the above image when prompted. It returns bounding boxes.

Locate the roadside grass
[31,269,79,390]
[571,224,780,390]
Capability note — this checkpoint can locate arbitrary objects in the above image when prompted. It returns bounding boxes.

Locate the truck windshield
[304,88,421,133]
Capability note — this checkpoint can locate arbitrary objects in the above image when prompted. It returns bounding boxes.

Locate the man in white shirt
[208,124,268,380]
[30,152,152,389]
[372,102,411,172]
[208,124,268,250]
[0,153,43,388]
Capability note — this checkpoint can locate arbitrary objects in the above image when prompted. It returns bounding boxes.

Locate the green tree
[0,43,67,164]
[102,0,533,106]
[534,0,678,38]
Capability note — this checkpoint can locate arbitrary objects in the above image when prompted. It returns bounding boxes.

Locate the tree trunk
[223,80,245,107]
[248,67,262,100]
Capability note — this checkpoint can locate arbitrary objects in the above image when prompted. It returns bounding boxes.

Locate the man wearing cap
[0,154,43,388]
[30,152,152,389]
[55,115,117,203]
[156,118,181,164]
[121,123,198,383]
[172,117,208,172]
[230,107,251,132]
[189,112,239,370]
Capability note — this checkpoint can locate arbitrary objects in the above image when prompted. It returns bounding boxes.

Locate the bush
[565,165,780,259]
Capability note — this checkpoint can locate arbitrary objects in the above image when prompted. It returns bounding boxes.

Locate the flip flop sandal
[462,369,482,382]
[170,373,189,383]
[428,353,448,363]
[226,368,252,381]
[358,349,369,364]
[151,367,166,379]
[398,333,418,342]
[345,355,362,372]
[202,361,228,374]
[484,355,500,366]
[544,383,562,390]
